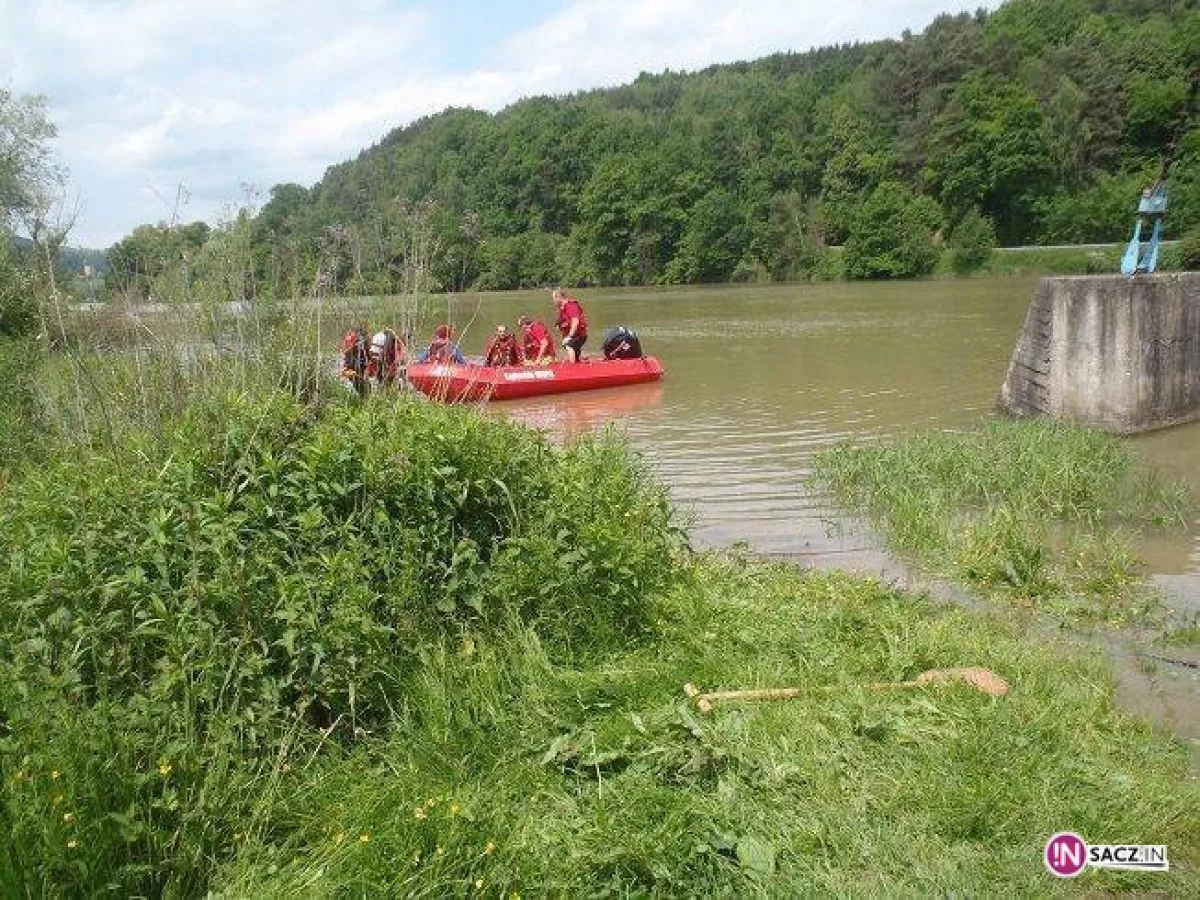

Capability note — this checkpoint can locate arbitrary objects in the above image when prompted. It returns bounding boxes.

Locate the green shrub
[1180,226,1200,270]
[0,392,683,894]
[0,337,42,472]
[0,240,38,339]
[844,182,942,280]
[947,209,995,275]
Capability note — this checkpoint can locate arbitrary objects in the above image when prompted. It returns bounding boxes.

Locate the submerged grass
[812,418,1194,625]
[214,556,1199,897]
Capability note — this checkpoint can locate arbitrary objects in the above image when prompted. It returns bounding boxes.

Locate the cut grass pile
[812,418,1194,625]
[214,557,1199,897]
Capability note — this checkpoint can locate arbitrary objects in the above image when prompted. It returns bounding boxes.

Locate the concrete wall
[999,273,1200,433]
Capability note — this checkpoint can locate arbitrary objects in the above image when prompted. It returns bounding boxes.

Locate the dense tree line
[109,0,1199,295]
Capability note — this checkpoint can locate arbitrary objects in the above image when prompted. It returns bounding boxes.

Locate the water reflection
[500,382,665,438]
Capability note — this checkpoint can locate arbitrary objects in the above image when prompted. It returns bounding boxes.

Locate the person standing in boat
[416,324,467,364]
[517,314,555,365]
[483,324,521,367]
[553,288,588,363]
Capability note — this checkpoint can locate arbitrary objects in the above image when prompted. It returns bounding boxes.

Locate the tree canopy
[1,90,63,238]
[110,0,1200,293]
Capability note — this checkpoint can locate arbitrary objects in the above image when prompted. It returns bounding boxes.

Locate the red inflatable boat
[406,356,665,402]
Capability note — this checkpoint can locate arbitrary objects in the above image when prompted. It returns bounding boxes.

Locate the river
[421,276,1200,609]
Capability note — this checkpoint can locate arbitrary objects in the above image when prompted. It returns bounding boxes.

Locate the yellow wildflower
[50,770,60,780]
[52,794,63,806]
[158,762,172,777]
[475,879,484,890]
[414,806,427,820]
[425,796,437,807]
[62,812,74,824]
[484,840,495,854]
[334,832,345,844]
[448,803,460,816]
[66,839,77,850]
[435,845,444,856]
[359,833,370,844]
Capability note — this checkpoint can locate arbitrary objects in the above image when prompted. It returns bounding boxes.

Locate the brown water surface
[431,277,1200,608]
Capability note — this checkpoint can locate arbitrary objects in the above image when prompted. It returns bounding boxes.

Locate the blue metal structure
[1121,182,1168,275]
[1120,69,1197,276]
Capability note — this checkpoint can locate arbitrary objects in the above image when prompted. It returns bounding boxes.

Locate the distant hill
[8,235,109,275]
[130,0,1200,292]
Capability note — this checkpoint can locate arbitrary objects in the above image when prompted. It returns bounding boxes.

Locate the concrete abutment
[999,273,1200,433]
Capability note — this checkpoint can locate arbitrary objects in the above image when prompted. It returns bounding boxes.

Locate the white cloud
[1,0,1001,246]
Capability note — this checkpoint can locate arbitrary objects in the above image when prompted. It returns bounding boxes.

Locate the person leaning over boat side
[517,314,555,365]
[367,326,405,386]
[416,324,467,364]
[552,288,588,363]
[483,324,521,367]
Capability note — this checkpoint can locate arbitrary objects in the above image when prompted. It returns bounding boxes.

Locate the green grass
[972,242,1184,278]
[812,418,1194,625]
[3,369,1198,895]
[0,337,44,476]
[212,556,1199,897]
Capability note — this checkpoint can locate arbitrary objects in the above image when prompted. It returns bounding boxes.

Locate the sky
[1,0,1003,248]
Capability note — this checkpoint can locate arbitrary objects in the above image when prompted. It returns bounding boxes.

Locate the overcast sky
[2,0,1002,247]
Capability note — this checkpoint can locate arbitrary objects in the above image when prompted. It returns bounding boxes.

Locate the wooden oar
[684,667,1009,714]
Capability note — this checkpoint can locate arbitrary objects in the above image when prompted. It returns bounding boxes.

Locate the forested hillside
[110,0,1199,296]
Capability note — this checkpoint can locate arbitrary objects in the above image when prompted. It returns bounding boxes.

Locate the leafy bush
[1180,226,1200,271]
[947,209,995,274]
[0,392,683,894]
[0,240,37,339]
[844,182,942,280]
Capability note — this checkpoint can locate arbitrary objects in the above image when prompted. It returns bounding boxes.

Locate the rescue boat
[406,356,665,402]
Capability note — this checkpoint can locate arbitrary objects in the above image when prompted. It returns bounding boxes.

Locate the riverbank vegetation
[814,419,1195,627]
[2,381,1197,895]
[4,10,1200,896]
[94,0,1198,297]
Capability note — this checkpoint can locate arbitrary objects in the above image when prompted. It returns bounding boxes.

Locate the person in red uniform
[416,324,467,364]
[552,288,587,363]
[517,314,555,365]
[366,327,406,386]
[483,324,521,367]
[340,326,369,397]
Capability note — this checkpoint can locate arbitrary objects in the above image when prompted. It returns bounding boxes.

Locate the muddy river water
[431,277,1199,611]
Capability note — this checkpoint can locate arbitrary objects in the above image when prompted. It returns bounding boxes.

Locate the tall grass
[0,337,44,475]
[813,418,1194,624]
